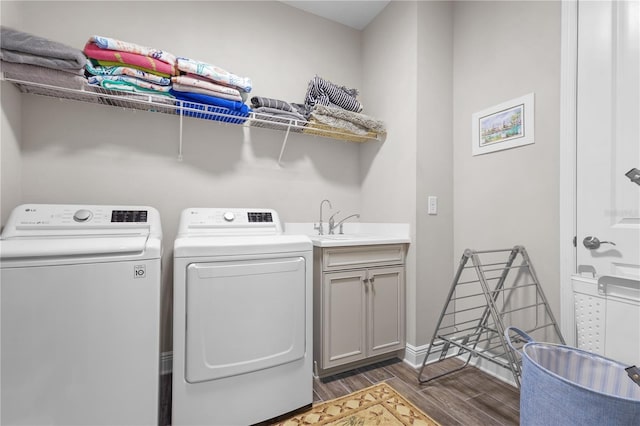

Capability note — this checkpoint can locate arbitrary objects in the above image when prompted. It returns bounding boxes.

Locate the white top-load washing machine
[172,208,313,426]
[0,204,162,426]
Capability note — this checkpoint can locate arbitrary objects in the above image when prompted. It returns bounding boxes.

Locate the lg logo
[134,265,146,279]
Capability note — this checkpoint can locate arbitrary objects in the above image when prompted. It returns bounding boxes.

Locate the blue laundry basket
[506,327,640,426]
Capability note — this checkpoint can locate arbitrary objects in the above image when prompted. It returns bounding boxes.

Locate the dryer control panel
[179,208,282,236]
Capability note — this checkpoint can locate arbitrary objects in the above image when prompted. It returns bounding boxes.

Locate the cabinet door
[322,270,367,369]
[367,266,405,357]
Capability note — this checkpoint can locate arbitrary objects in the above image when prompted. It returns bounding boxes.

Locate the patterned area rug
[274,382,440,425]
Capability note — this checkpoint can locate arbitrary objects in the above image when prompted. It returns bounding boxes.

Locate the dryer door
[185,256,306,383]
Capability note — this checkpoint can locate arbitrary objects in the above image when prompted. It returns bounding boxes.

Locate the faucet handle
[328,211,340,234]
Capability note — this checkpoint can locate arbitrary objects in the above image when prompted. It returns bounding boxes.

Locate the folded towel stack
[83,35,177,98]
[249,96,307,131]
[0,26,88,90]
[302,75,386,141]
[170,57,252,123]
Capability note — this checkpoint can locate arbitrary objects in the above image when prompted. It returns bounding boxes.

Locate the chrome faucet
[314,199,332,235]
[329,213,360,235]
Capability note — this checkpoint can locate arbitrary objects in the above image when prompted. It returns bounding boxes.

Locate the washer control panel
[1,204,157,239]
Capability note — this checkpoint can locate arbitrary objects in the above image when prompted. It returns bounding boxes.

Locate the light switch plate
[428,196,438,215]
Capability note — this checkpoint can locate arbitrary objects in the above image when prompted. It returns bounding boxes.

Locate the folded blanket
[85,60,171,85]
[304,118,378,142]
[253,106,306,122]
[184,73,248,102]
[304,75,362,113]
[172,75,242,98]
[176,57,251,93]
[1,60,88,90]
[292,103,313,119]
[84,42,177,76]
[172,83,242,102]
[170,89,250,113]
[310,111,371,136]
[313,104,386,133]
[0,26,86,71]
[88,75,173,96]
[89,35,176,66]
[250,96,296,113]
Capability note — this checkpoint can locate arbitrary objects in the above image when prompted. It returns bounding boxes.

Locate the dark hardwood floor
[164,357,520,425]
[309,358,520,426]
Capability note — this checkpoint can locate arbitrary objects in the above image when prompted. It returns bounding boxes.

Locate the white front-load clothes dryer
[0,204,162,426]
[172,208,313,426]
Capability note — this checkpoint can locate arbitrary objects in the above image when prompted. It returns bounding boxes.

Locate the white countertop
[284,222,411,247]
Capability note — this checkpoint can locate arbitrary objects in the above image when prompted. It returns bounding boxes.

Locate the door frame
[559,0,578,345]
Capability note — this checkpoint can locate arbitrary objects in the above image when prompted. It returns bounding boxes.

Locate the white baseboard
[403,343,517,387]
[403,342,429,368]
[160,351,173,375]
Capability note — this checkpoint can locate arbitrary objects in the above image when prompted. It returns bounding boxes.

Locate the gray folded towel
[0,26,86,71]
[1,60,88,90]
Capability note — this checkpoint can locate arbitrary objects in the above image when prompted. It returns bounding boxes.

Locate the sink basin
[308,233,410,247]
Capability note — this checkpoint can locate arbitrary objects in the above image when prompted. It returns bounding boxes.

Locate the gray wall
[452,1,562,320]
[361,0,455,349]
[2,1,367,353]
[416,1,454,347]
[0,2,22,226]
[361,1,419,344]
[1,0,563,357]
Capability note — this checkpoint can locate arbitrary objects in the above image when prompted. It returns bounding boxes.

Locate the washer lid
[0,236,151,259]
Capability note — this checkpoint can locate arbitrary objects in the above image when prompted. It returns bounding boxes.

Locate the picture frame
[472,92,535,156]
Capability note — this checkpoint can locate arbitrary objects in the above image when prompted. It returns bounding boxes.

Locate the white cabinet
[313,244,406,377]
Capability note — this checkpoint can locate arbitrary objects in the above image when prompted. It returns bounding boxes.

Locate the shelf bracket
[277,124,292,167]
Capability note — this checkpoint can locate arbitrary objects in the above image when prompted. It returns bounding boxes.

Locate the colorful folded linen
[1,26,86,72]
[92,59,172,78]
[304,75,363,113]
[84,42,177,76]
[89,35,176,66]
[171,83,242,102]
[88,75,173,96]
[170,89,250,114]
[85,60,171,85]
[172,75,242,99]
[176,57,251,93]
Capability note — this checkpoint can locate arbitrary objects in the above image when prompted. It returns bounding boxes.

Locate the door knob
[583,236,616,250]
[625,168,640,186]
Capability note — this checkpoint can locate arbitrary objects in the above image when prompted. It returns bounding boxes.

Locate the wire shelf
[1,74,384,145]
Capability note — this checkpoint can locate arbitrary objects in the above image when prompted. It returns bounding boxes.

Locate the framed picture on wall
[471,92,534,156]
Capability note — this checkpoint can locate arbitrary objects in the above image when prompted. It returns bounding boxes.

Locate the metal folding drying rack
[417,246,564,388]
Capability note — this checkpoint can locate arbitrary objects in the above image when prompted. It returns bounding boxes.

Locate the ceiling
[281,1,390,30]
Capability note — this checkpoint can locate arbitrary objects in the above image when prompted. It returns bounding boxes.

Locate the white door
[575,0,640,364]
[576,0,640,280]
